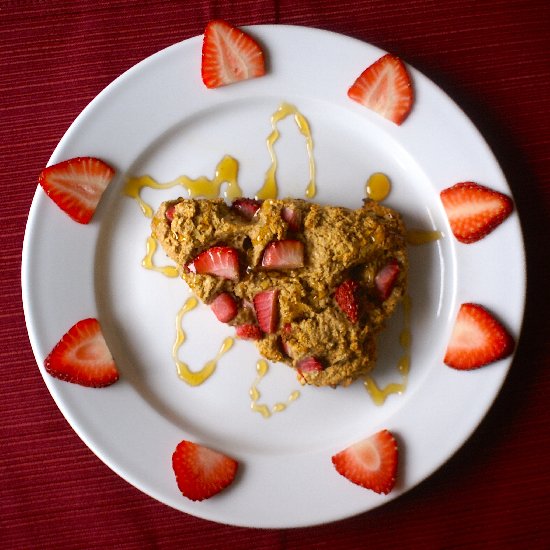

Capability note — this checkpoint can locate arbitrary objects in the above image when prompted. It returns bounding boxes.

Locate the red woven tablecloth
[2,1,549,548]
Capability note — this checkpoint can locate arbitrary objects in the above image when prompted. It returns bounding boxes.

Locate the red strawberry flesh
[172,440,238,501]
[444,303,514,370]
[201,20,265,89]
[253,289,279,333]
[44,318,118,387]
[334,279,360,323]
[235,324,263,340]
[440,182,514,244]
[261,239,304,270]
[210,292,238,323]
[187,246,240,280]
[375,260,400,301]
[38,157,115,224]
[296,356,324,374]
[232,198,263,220]
[281,206,302,231]
[348,54,413,125]
[332,429,398,495]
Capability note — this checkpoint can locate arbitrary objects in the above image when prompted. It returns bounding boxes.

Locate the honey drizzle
[366,172,391,202]
[256,102,316,200]
[142,236,179,277]
[364,294,412,405]
[173,296,234,386]
[123,155,242,218]
[249,360,301,418]
[406,229,442,245]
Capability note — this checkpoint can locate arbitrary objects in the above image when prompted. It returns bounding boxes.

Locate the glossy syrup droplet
[366,172,391,202]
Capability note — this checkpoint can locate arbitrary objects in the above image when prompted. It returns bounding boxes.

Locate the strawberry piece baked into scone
[152,198,408,387]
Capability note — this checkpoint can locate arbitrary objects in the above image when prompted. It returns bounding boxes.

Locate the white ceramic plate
[22,25,525,528]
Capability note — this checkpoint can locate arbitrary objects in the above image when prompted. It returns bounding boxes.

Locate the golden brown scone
[152,197,407,387]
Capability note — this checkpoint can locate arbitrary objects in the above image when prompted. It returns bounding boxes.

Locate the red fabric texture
[2,1,550,548]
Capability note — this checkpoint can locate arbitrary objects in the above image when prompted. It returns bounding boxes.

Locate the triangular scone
[152,198,408,387]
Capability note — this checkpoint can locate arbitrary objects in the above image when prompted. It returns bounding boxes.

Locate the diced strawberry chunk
[232,198,263,220]
[235,324,263,340]
[172,439,238,501]
[187,246,240,280]
[334,279,360,323]
[210,292,238,323]
[281,206,302,231]
[261,240,304,270]
[253,289,279,333]
[375,260,400,301]
[165,205,176,221]
[332,430,398,494]
[296,356,324,374]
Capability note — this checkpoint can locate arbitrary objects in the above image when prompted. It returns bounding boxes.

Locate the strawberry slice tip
[231,198,263,220]
[210,292,238,323]
[44,318,119,387]
[296,356,324,374]
[348,53,413,125]
[440,182,514,244]
[201,20,266,89]
[444,303,514,370]
[253,289,279,333]
[38,157,115,224]
[187,246,240,280]
[261,239,305,270]
[332,429,398,495]
[172,439,238,501]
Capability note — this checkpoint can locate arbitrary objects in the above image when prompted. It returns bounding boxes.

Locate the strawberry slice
[210,292,238,323]
[440,182,514,244]
[172,440,238,501]
[296,356,324,374]
[334,279,360,323]
[375,260,400,301]
[231,198,262,220]
[235,323,263,340]
[281,206,302,231]
[253,289,279,333]
[332,429,398,495]
[38,157,115,224]
[348,53,413,125]
[444,303,514,370]
[187,246,240,280]
[261,239,305,270]
[201,20,266,89]
[44,318,119,387]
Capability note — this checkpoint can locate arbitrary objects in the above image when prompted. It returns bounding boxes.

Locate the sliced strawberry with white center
[332,429,398,495]
[231,198,263,220]
[44,318,119,387]
[440,182,514,244]
[444,303,514,370]
[210,292,238,323]
[201,20,266,89]
[38,156,115,224]
[172,440,238,501]
[253,289,279,333]
[235,324,263,340]
[348,53,413,125]
[296,356,324,374]
[334,279,360,323]
[187,246,240,280]
[261,239,305,270]
[375,260,400,301]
